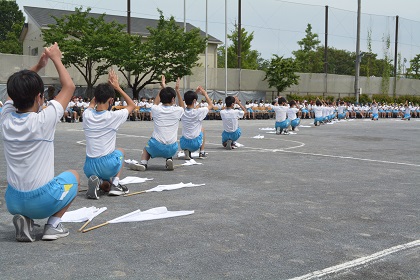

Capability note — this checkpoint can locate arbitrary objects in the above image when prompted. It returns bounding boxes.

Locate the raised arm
[108,69,135,112]
[234,96,246,111]
[45,43,75,110]
[175,77,185,108]
[196,86,213,110]
[154,75,165,105]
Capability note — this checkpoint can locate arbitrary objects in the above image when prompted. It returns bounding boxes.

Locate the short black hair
[316,99,322,106]
[225,96,235,107]
[94,83,115,104]
[159,87,176,104]
[7,69,44,111]
[289,100,296,107]
[184,90,198,106]
[278,97,287,104]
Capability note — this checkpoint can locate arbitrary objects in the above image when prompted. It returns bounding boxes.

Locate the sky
[15,0,420,65]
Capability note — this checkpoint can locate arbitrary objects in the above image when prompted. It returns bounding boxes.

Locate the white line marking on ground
[289,240,420,280]
[281,150,420,167]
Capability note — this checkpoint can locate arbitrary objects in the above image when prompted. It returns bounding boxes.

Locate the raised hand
[108,69,120,89]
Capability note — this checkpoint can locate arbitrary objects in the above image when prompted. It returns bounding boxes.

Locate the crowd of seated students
[58,94,420,123]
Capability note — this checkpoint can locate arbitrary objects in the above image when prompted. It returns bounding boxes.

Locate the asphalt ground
[0,117,419,280]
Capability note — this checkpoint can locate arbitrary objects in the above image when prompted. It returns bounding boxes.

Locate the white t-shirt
[83,108,129,158]
[272,105,288,122]
[313,105,323,118]
[181,107,209,139]
[220,108,244,132]
[0,100,63,191]
[151,105,184,144]
[287,107,299,121]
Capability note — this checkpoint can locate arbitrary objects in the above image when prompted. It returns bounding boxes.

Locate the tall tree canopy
[42,7,127,97]
[0,0,25,54]
[292,23,321,73]
[264,55,299,94]
[217,25,263,70]
[406,54,420,79]
[111,10,206,97]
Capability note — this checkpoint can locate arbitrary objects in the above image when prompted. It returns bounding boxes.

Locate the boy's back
[1,100,63,191]
[221,108,243,132]
[152,105,184,144]
[181,107,208,139]
[83,108,128,157]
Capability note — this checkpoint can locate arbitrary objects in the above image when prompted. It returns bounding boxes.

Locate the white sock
[200,150,205,154]
[141,160,148,165]
[47,216,61,227]
[112,177,119,186]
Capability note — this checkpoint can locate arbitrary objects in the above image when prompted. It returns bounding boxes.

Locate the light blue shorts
[222,128,241,144]
[338,113,346,119]
[84,150,123,181]
[146,137,178,159]
[291,118,301,128]
[403,114,410,119]
[180,132,203,152]
[275,119,291,129]
[314,117,324,124]
[5,171,78,219]
[372,113,379,119]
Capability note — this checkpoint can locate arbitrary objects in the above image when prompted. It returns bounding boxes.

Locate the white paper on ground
[124,159,139,164]
[146,182,205,192]
[182,159,203,166]
[266,131,276,134]
[259,127,275,131]
[62,206,107,223]
[288,131,297,135]
[252,134,265,139]
[234,142,244,147]
[177,151,200,158]
[299,125,311,128]
[109,207,194,223]
[119,176,154,185]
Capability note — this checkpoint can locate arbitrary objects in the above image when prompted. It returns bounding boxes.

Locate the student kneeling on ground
[129,75,184,171]
[1,43,80,242]
[83,69,136,199]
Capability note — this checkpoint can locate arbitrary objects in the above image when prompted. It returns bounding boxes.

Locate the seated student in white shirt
[83,69,136,199]
[2,43,80,242]
[272,97,290,135]
[221,96,246,149]
[129,76,184,171]
[180,86,213,159]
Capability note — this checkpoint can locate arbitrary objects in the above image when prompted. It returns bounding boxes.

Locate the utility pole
[238,0,242,93]
[393,15,399,99]
[324,5,328,96]
[225,0,228,97]
[354,0,361,104]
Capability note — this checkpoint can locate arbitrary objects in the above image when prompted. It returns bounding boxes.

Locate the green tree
[264,55,299,94]
[407,54,420,79]
[42,7,127,97]
[0,0,24,54]
[111,10,206,97]
[217,25,261,70]
[292,23,321,73]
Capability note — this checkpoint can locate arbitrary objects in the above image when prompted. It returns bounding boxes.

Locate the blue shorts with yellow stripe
[5,171,78,219]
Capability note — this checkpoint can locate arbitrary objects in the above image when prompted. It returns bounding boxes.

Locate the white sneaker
[166,159,174,170]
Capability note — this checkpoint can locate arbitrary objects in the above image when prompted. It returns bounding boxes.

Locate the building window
[31,47,38,56]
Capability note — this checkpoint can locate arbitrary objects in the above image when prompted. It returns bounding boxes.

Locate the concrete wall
[1,53,420,101]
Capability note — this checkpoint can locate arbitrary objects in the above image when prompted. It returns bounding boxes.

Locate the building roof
[24,6,222,44]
